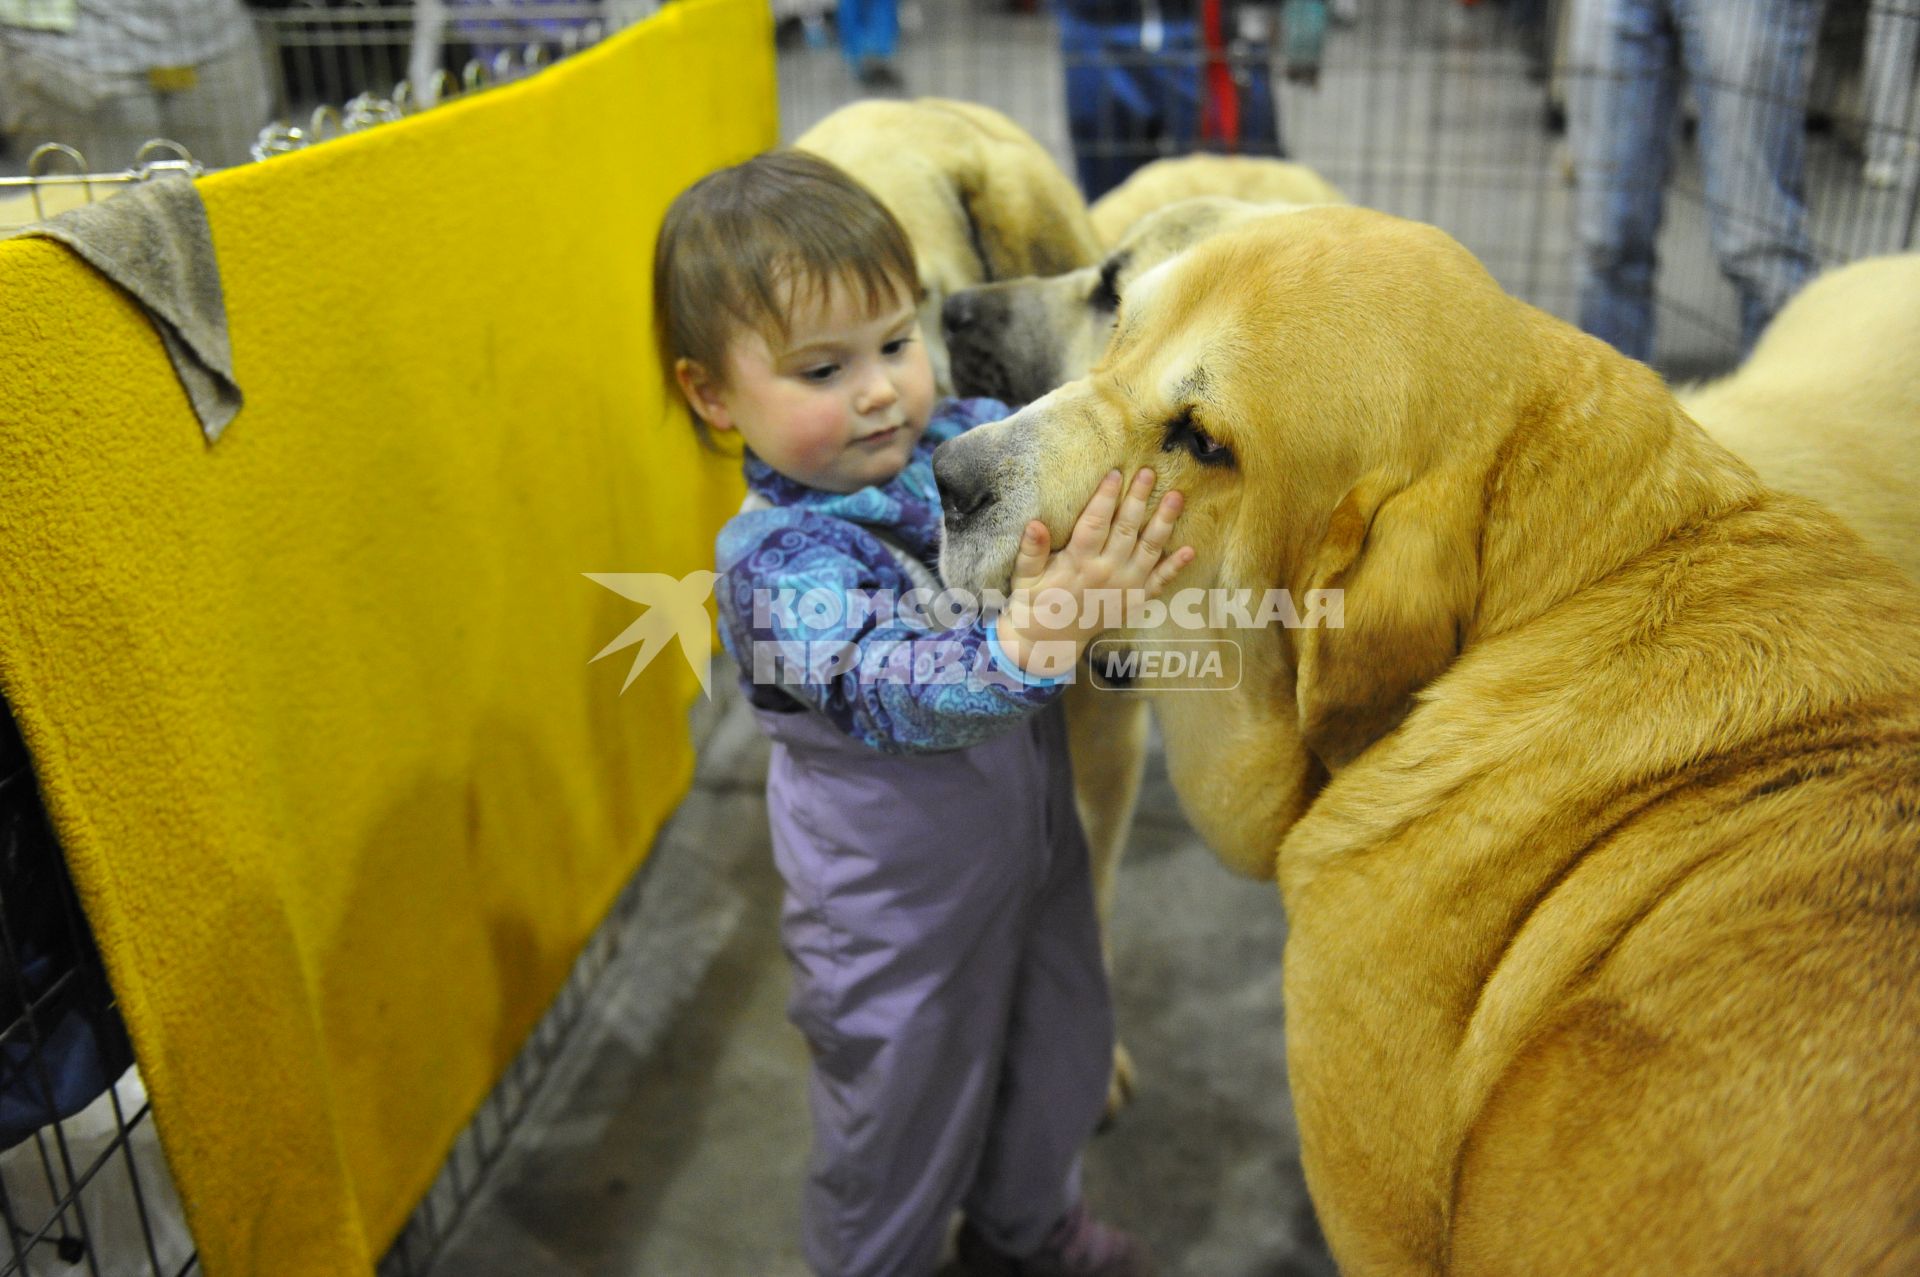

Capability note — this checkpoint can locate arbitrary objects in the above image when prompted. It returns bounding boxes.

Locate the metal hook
[392,79,417,114]
[343,91,401,131]
[427,68,458,106]
[522,43,549,73]
[490,48,515,82]
[131,139,202,182]
[251,121,308,162]
[25,143,89,221]
[309,104,344,141]
[462,59,491,94]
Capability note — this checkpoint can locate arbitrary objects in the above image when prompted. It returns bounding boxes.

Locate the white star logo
[585,571,721,697]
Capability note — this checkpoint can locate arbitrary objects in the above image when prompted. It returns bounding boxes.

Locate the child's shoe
[954,1201,1155,1276]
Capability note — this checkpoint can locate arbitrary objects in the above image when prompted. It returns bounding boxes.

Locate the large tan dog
[946,195,1315,406]
[795,98,1101,395]
[1088,153,1349,246]
[934,207,1920,1274]
[1679,252,1920,582]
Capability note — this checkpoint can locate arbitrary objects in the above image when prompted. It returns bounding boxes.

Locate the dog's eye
[1186,427,1229,463]
[1090,254,1127,312]
[1161,407,1233,467]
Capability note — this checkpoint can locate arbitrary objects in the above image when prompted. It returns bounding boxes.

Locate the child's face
[682,276,936,494]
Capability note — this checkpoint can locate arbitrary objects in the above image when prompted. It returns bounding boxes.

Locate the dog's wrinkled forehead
[1099,251,1223,394]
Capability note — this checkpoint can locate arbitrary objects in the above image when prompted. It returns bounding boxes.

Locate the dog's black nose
[942,290,979,335]
[932,439,995,522]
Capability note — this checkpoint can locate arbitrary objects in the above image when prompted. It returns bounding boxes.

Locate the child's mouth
[860,427,900,445]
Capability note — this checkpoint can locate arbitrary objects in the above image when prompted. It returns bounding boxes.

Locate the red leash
[1200,0,1241,148]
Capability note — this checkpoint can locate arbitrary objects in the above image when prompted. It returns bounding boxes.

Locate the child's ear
[674,358,733,432]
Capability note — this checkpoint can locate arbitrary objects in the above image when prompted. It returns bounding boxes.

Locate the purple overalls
[713,400,1115,1275]
[755,696,1112,1275]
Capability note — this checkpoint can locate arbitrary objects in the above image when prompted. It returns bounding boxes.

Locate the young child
[655,149,1189,1277]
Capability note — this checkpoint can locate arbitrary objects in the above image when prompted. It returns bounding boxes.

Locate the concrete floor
[431,685,1332,1277]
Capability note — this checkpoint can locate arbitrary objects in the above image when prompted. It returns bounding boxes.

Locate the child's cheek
[905,353,937,429]
[792,401,851,471]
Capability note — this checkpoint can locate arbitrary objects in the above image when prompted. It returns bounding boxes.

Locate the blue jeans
[1058,13,1285,202]
[838,0,899,65]
[1568,0,1824,361]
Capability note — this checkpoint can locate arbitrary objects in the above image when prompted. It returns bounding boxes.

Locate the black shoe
[856,57,904,91]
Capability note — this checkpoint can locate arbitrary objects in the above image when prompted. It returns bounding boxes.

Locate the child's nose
[858,366,899,413]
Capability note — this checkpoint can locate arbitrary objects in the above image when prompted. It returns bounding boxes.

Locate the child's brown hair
[653,150,923,444]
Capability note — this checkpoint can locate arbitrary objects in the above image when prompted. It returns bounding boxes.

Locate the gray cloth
[11,174,240,442]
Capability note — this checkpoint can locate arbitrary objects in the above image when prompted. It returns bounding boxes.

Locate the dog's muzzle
[942,285,1030,405]
[932,437,997,526]
[942,290,981,335]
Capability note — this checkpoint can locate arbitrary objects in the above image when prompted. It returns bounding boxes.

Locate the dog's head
[938,207,1744,866]
[796,98,1101,397]
[943,197,1309,406]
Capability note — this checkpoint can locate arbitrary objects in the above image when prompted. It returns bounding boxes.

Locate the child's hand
[996,468,1194,678]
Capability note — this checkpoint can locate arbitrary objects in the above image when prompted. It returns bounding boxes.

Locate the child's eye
[883,336,916,357]
[799,364,839,384]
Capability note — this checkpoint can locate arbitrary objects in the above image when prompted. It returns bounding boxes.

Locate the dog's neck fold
[1286,325,1765,776]
[1470,330,1766,646]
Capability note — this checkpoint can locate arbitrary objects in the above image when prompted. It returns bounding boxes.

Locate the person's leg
[0,38,159,173]
[839,0,875,66]
[1155,21,1203,159]
[1568,0,1679,362]
[1232,44,1287,156]
[959,706,1118,1257]
[157,31,274,169]
[866,0,900,62]
[1678,0,1824,355]
[1862,1,1920,184]
[764,730,1059,1277]
[1062,15,1162,200]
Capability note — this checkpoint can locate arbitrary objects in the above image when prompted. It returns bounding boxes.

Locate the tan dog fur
[1088,154,1349,247]
[795,98,1101,395]
[1679,252,1920,582]
[935,207,1920,1274]
[946,196,1318,407]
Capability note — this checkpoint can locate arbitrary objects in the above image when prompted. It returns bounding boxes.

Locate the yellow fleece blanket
[0,2,770,1272]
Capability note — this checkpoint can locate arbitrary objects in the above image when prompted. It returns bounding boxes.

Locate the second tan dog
[795,98,1101,395]
[935,207,1920,1274]
[945,195,1314,407]
[1087,153,1349,246]
[1679,252,1920,582]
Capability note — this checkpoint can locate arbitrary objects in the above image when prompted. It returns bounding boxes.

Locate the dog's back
[1680,253,1920,581]
[1088,153,1348,246]
[1449,499,1920,1274]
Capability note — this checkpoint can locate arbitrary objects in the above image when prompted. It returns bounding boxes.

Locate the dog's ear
[1293,468,1479,771]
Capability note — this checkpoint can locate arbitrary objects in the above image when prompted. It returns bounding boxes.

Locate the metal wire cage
[0,691,678,1277]
[0,714,193,1277]
[250,0,626,119]
[777,0,1920,379]
[1,3,1915,1274]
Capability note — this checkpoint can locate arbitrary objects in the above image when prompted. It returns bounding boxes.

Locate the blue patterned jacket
[714,398,1067,755]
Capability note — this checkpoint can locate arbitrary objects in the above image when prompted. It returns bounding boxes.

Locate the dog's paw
[1098,1042,1136,1132]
